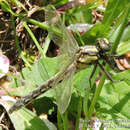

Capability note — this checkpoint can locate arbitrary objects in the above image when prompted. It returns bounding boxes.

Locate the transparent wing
[9,5,78,113]
[45,5,79,71]
[54,64,76,114]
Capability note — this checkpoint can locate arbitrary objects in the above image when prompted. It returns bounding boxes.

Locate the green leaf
[73,5,92,24]
[0,0,17,16]
[114,82,130,95]
[33,97,56,115]
[54,0,68,8]
[43,34,51,57]
[112,69,130,84]
[121,25,130,42]
[98,84,130,129]
[116,40,130,55]
[81,23,109,44]
[12,0,28,12]
[96,70,130,129]
[0,100,57,130]
[103,0,130,26]
[73,67,93,96]
[8,57,58,96]
[109,4,130,53]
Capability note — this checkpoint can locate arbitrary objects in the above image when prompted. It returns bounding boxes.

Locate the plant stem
[88,66,107,119]
[75,96,82,130]
[22,21,44,57]
[10,15,31,67]
[62,111,68,130]
[57,110,63,130]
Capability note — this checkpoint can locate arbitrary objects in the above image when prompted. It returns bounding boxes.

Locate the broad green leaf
[0,100,57,130]
[121,25,130,42]
[98,86,130,130]
[112,69,130,85]
[97,70,130,129]
[81,23,109,44]
[8,57,58,96]
[7,85,36,97]
[116,40,130,55]
[73,67,94,96]
[114,82,130,95]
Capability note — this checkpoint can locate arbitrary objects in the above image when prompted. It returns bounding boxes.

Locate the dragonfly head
[97,38,111,52]
[96,38,117,69]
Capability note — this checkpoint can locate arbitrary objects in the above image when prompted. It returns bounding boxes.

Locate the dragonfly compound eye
[97,38,111,52]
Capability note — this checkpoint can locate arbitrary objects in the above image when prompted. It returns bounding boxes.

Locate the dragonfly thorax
[76,38,111,70]
[76,45,99,70]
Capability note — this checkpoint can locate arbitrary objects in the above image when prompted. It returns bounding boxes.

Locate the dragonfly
[9,5,117,114]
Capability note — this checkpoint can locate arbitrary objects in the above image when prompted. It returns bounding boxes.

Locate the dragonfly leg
[97,62,130,82]
[108,54,120,58]
[97,62,114,82]
[89,63,98,88]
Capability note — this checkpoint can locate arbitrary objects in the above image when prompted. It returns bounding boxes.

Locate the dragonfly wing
[54,65,76,114]
[45,5,79,113]
[45,5,79,71]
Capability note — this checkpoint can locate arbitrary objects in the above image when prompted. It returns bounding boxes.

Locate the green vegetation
[0,0,130,130]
